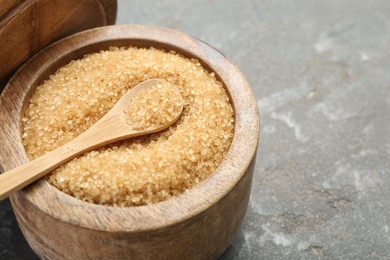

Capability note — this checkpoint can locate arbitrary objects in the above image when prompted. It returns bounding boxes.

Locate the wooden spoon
[0,79,184,201]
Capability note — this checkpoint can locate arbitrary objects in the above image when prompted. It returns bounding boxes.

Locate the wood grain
[0,25,259,259]
[0,0,23,20]
[0,0,117,92]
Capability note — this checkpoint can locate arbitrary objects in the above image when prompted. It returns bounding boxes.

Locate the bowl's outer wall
[12,159,255,259]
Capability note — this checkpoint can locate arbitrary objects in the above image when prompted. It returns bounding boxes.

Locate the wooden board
[0,0,117,92]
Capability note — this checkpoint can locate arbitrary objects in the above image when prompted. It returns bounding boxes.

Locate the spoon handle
[0,142,79,201]
[0,113,131,201]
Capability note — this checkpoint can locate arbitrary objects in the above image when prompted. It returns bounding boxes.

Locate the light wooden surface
[0,79,184,201]
[0,0,117,91]
[0,25,259,259]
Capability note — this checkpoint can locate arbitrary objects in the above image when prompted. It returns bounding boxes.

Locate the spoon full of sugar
[0,79,184,201]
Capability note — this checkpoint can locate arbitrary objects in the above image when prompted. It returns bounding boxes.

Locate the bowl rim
[0,24,259,232]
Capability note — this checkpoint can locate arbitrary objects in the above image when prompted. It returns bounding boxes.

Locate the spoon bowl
[0,78,184,201]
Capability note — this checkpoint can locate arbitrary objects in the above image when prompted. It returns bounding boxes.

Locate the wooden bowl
[0,25,259,259]
[0,0,117,92]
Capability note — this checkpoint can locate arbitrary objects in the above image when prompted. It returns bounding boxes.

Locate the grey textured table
[1,1,389,259]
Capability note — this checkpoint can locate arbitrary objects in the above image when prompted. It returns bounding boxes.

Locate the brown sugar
[124,80,183,131]
[22,46,234,206]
